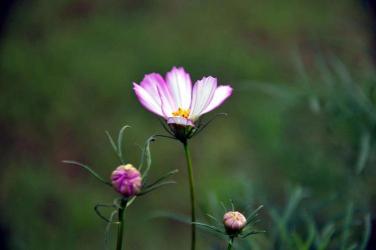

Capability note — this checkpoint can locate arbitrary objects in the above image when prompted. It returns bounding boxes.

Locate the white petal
[139,74,163,105]
[189,76,217,120]
[167,117,194,127]
[202,85,233,114]
[133,81,164,117]
[165,67,192,110]
[157,79,178,117]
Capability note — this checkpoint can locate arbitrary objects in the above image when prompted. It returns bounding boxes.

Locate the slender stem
[183,141,196,250]
[116,199,127,250]
[227,237,234,250]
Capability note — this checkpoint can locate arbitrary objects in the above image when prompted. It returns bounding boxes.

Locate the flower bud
[223,211,247,234]
[111,164,142,197]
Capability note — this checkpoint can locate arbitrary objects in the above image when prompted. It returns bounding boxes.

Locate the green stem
[116,199,127,250]
[183,142,196,250]
[227,237,234,250]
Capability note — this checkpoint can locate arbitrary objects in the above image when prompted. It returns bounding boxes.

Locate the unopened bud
[111,164,142,197]
[223,211,247,234]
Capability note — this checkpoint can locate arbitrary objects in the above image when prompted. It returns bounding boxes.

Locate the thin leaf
[126,196,136,208]
[94,204,115,223]
[206,213,220,225]
[194,113,227,137]
[360,213,371,250]
[316,53,335,88]
[246,205,264,225]
[193,222,226,234]
[240,230,266,238]
[356,131,371,175]
[138,181,176,196]
[341,202,354,250]
[144,169,178,189]
[112,197,124,209]
[62,160,111,186]
[303,214,316,249]
[105,131,118,155]
[104,210,118,250]
[154,134,176,140]
[230,200,235,211]
[117,125,131,164]
[159,119,174,136]
[148,211,190,224]
[317,223,335,250]
[283,187,304,224]
[220,202,228,214]
[139,136,155,178]
[270,187,305,248]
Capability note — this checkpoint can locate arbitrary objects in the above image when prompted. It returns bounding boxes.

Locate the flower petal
[189,76,217,120]
[165,67,192,110]
[133,74,165,117]
[167,117,194,127]
[139,73,164,102]
[157,79,178,117]
[202,85,233,114]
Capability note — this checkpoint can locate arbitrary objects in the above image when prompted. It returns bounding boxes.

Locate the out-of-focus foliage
[0,0,374,249]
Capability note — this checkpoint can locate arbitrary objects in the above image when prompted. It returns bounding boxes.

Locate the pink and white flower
[223,211,247,234]
[111,164,142,197]
[133,67,233,127]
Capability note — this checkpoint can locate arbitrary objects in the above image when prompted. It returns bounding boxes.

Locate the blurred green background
[1,0,376,249]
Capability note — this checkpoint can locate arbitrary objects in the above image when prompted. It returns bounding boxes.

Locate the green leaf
[282,187,305,224]
[62,160,111,186]
[148,211,191,224]
[94,203,115,223]
[356,131,371,175]
[360,213,371,250]
[240,230,266,238]
[206,213,220,226]
[317,223,335,250]
[105,131,118,155]
[126,196,136,208]
[138,181,176,196]
[246,205,264,225]
[270,187,305,248]
[104,210,118,250]
[117,125,131,164]
[144,169,178,189]
[341,202,354,250]
[139,136,155,178]
[193,222,226,235]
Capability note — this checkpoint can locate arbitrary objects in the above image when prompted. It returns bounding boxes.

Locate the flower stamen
[172,108,190,118]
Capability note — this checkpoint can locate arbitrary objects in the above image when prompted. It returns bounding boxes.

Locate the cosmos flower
[223,211,247,234]
[193,205,264,240]
[133,67,233,127]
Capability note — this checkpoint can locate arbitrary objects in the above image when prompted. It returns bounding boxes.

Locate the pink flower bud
[111,164,142,197]
[223,211,247,234]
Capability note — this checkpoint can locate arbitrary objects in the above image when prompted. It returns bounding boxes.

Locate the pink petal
[133,76,164,117]
[139,73,164,103]
[202,85,233,114]
[165,67,192,110]
[157,79,178,117]
[167,117,194,127]
[189,76,217,120]
[139,73,177,117]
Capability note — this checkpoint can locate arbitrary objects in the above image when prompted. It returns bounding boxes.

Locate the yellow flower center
[231,213,240,221]
[172,108,190,118]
